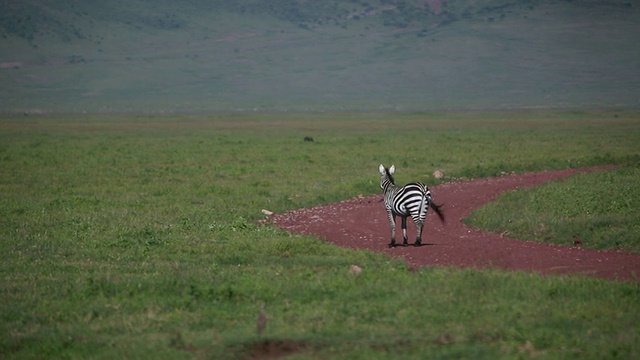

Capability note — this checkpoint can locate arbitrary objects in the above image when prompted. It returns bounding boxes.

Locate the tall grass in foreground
[1,111,639,358]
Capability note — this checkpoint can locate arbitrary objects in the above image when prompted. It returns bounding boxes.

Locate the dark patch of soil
[273,166,640,282]
[244,339,309,360]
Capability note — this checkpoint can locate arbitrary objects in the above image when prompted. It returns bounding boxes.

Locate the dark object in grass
[257,304,267,335]
[303,136,314,142]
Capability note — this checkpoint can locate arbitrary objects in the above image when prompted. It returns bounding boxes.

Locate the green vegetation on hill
[1,0,639,113]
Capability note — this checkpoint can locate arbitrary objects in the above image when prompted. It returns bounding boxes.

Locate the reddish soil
[272,166,640,282]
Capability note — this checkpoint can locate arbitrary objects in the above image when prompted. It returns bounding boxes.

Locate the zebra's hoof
[388,243,396,248]
[414,242,422,247]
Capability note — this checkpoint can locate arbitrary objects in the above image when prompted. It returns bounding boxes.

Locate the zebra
[379,164,444,248]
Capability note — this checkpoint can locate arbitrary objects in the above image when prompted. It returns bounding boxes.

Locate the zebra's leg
[401,216,409,246]
[387,211,397,248]
[414,220,424,246]
[415,197,427,246]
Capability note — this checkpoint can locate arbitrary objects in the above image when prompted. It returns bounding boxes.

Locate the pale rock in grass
[349,264,362,275]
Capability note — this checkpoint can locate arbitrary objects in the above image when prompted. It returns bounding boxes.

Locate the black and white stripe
[379,164,444,248]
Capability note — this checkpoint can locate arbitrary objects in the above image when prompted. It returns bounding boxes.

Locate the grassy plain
[1,111,639,358]
[468,165,640,253]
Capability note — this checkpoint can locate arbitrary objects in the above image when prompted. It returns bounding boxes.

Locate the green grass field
[1,111,639,358]
[467,165,640,253]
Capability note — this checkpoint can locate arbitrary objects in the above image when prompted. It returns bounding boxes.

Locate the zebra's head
[378,164,395,189]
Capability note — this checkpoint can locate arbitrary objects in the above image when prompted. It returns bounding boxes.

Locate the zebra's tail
[430,199,445,223]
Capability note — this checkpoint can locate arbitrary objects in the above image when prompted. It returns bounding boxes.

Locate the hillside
[1,0,639,113]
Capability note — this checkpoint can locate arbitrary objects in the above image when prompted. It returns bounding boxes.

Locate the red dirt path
[272,166,640,282]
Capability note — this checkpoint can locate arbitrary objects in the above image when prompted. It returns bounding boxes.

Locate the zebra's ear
[379,164,385,174]
[389,165,395,174]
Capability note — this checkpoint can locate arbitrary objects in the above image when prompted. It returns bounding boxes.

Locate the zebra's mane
[385,167,395,185]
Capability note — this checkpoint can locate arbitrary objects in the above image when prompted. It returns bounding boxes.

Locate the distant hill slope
[1,0,638,113]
